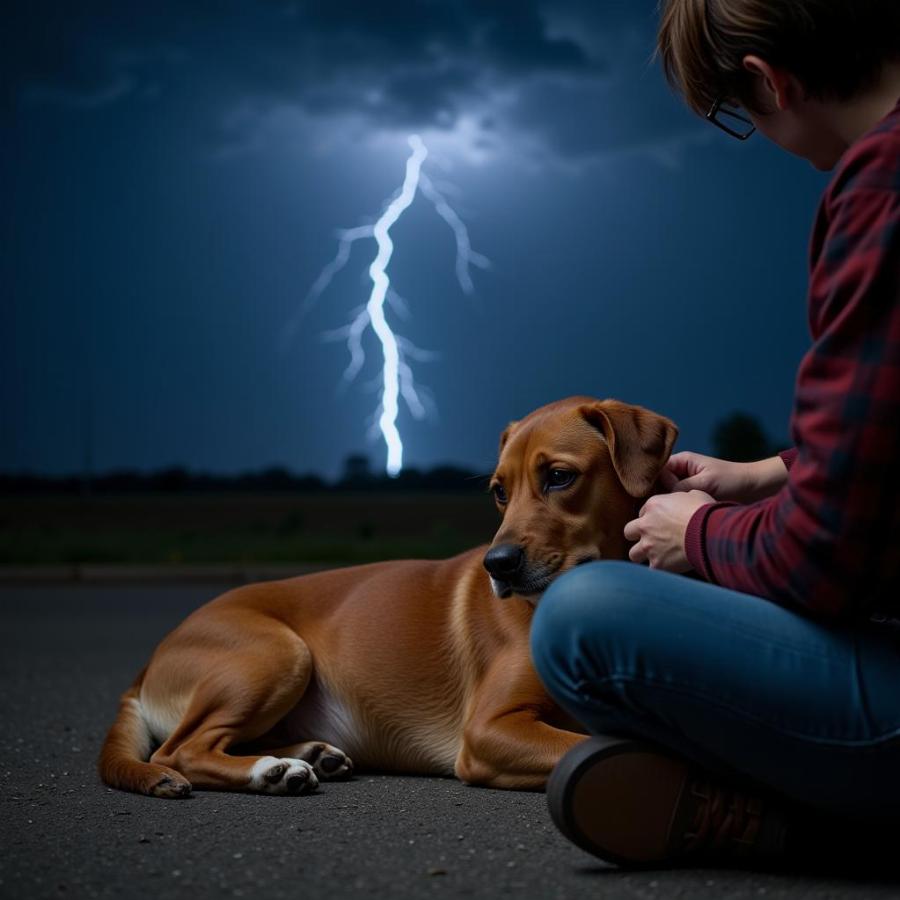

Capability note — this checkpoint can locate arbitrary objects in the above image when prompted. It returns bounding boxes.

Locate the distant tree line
[0,456,489,495]
[1,412,788,495]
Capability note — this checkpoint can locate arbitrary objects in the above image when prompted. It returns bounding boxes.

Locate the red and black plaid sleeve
[683,98,900,618]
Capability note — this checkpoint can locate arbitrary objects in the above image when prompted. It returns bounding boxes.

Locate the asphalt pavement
[2,582,900,900]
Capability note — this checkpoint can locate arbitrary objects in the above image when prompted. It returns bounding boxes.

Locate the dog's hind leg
[149,622,321,795]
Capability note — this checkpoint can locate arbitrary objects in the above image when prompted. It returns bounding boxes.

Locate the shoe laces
[683,777,764,854]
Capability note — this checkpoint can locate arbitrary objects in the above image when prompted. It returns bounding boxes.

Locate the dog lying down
[99,396,677,798]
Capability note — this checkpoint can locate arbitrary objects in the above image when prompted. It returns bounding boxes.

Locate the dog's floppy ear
[498,421,519,455]
[579,400,678,498]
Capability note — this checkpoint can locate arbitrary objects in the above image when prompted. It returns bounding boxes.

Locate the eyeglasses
[706,98,756,141]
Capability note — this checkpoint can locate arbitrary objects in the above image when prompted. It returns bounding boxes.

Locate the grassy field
[0,492,499,565]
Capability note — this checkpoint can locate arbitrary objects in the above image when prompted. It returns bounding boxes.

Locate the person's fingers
[623,517,641,542]
[665,452,706,480]
[628,542,647,564]
[664,452,694,476]
[670,474,705,493]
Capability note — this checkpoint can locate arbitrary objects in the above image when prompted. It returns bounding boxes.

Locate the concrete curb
[0,562,350,585]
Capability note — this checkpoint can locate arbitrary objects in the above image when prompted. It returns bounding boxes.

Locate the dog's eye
[492,483,508,504]
[547,469,576,490]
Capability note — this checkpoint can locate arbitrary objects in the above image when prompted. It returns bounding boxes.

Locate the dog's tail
[98,671,191,799]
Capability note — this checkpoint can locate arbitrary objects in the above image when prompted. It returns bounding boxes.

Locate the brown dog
[99,396,677,798]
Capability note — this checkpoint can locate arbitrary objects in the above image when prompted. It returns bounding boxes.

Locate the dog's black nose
[483,543,525,579]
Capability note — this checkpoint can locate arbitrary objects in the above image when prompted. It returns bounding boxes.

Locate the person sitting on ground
[530,0,900,869]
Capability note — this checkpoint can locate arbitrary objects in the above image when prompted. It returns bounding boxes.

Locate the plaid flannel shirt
[683,96,900,618]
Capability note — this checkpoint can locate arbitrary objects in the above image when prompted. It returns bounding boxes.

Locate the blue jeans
[530,561,900,824]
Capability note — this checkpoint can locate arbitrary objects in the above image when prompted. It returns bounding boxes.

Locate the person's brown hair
[657,0,900,116]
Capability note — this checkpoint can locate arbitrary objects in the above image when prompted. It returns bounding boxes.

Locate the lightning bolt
[299,135,489,477]
[366,134,428,476]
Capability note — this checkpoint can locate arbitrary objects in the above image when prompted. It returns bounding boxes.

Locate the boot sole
[547,735,691,868]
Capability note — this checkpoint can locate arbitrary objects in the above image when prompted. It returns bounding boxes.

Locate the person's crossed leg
[531,560,900,867]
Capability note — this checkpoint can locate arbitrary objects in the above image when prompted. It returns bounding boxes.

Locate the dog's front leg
[455,650,588,790]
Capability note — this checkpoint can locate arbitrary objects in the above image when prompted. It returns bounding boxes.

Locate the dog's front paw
[249,757,319,795]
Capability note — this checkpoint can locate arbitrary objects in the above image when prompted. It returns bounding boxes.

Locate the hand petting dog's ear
[623,490,716,572]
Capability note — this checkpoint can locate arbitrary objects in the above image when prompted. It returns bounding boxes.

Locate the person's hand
[623,490,715,573]
[659,451,760,503]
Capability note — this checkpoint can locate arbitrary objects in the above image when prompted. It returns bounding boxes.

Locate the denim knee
[530,559,643,695]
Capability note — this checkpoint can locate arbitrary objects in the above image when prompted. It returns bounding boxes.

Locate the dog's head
[483,396,678,600]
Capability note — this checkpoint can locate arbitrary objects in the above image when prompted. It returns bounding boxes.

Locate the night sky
[3,0,830,480]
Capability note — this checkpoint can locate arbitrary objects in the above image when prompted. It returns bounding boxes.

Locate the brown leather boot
[547,736,790,868]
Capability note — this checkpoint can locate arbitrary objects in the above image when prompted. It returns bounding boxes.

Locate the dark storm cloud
[299,0,591,71]
[8,1,591,102]
[7,0,697,162]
